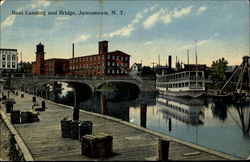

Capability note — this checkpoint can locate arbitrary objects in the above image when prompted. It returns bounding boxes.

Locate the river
[45,82,250,159]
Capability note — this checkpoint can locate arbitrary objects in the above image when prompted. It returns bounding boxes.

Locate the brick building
[32,40,130,76]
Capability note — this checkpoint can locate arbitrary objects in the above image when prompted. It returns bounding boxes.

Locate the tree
[18,61,32,73]
[210,57,228,84]
[141,66,155,76]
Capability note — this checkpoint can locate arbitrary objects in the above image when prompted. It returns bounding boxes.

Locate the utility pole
[151,62,156,69]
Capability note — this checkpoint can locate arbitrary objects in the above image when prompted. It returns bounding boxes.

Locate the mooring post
[157,138,170,161]
[100,95,108,115]
[169,118,172,132]
[7,90,9,99]
[140,103,147,128]
[73,89,79,121]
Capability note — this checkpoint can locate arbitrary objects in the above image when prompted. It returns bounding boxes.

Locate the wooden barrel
[61,117,72,138]
[11,110,20,124]
[70,121,80,140]
[79,121,93,141]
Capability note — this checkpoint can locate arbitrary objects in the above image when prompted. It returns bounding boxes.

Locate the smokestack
[158,55,160,66]
[187,49,189,64]
[168,55,172,69]
[72,43,74,58]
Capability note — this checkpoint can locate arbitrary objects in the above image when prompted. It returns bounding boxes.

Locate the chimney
[168,55,172,69]
[72,43,74,58]
[99,40,108,54]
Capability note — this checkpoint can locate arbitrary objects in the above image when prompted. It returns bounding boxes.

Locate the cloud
[143,5,193,29]
[173,6,193,18]
[74,34,91,43]
[197,39,209,46]
[56,16,70,21]
[109,24,135,37]
[0,0,5,6]
[31,0,51,8]
[179,39,209,50]
[1,15,16,27]
[144,41,155,45]
[197,6,208,14]
[143,9,164,29]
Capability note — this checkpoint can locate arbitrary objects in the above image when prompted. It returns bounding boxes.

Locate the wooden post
[7,91,9,99]
[73,89,79,121]
[169,118,172,132]
[100,95,108,115]
[140,103,147,128]
[157,138,170,161]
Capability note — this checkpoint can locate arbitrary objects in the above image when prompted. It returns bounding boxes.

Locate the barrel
[41,101,46,109]
[32,96,36,102]
[61,118,72,138]
[79,121,93,141]
[5,103,13,113]
[11,110,20,124]
[21,112,33,123]
[21,94,24,98]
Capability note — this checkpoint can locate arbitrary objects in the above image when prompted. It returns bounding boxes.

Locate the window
[107,69,110,74]
[117,56,119,60]
[112,56,115,60]
[121,57,123,61]
[2,55,5,60]
[125,57,128,61]
[7,62,10,68]
[112,62,115,66]
[2,62,5,68]
[12,55,16,61]
[117,70,119,74]
[112,70,115,74]
[107,55,110,59]
[12,62,15,68]
[107,62,110,66]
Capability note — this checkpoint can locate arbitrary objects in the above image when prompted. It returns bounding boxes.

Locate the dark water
[46,82,250,159]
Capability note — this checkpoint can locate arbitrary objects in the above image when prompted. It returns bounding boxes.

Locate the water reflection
[156,95,204,125]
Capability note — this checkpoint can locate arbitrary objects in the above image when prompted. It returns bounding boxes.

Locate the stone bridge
[8,74,156,94]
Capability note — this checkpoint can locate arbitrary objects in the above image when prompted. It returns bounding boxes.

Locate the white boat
[156,64,206,98]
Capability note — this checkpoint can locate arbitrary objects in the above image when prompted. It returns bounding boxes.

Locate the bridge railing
[9,73,144,81]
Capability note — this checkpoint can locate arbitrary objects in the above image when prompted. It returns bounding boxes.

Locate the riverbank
[0,90,242,161]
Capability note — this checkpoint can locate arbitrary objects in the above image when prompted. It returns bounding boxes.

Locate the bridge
[5,74,156,95]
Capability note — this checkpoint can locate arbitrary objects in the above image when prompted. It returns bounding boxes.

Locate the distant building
[32,40,130,76]
[129,63,142,76]
[0,48,18,72]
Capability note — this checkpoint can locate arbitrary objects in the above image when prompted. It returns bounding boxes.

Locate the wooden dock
[0,90,241,161]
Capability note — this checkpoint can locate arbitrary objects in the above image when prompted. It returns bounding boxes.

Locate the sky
[0,0,249,67]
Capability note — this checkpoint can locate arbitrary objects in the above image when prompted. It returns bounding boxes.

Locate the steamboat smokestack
[72,43,74,58]
[168,55,172,69]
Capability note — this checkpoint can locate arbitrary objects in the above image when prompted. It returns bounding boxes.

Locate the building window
[7,62,10,68]
[107,55,110,59]
[117,56,119,60]
[121,57,123,61]
[2,55,6,60]
[2,62,5,68]
[107,62,110,66]
[125,57,128,61]
[112,62,115,66]
[7,55,11,61]
[117,70,119,74]
[12,55,16,61]
[12,62,15,68]
[107,69,110,74]
[102,55,104,59]
[112,70,115,74]
[112,56,115,60]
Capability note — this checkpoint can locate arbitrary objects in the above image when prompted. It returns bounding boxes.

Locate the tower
[99,40,108,54]
[35,42,45,74]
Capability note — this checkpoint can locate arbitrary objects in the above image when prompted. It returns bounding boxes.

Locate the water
[46,82,250,159]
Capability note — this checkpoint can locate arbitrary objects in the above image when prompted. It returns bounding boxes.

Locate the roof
[0,48,17,51]
[69,50,130,60]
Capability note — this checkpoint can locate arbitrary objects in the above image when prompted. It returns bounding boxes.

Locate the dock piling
[140,103,147,128]
[157,138,170,161]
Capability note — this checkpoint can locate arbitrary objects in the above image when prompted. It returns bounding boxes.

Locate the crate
[79,121,93,141]
[61,117,72,138]
[11,110,20,124]
[21,111,35,123]
[70,121,80,140]
[81,133,113,158]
